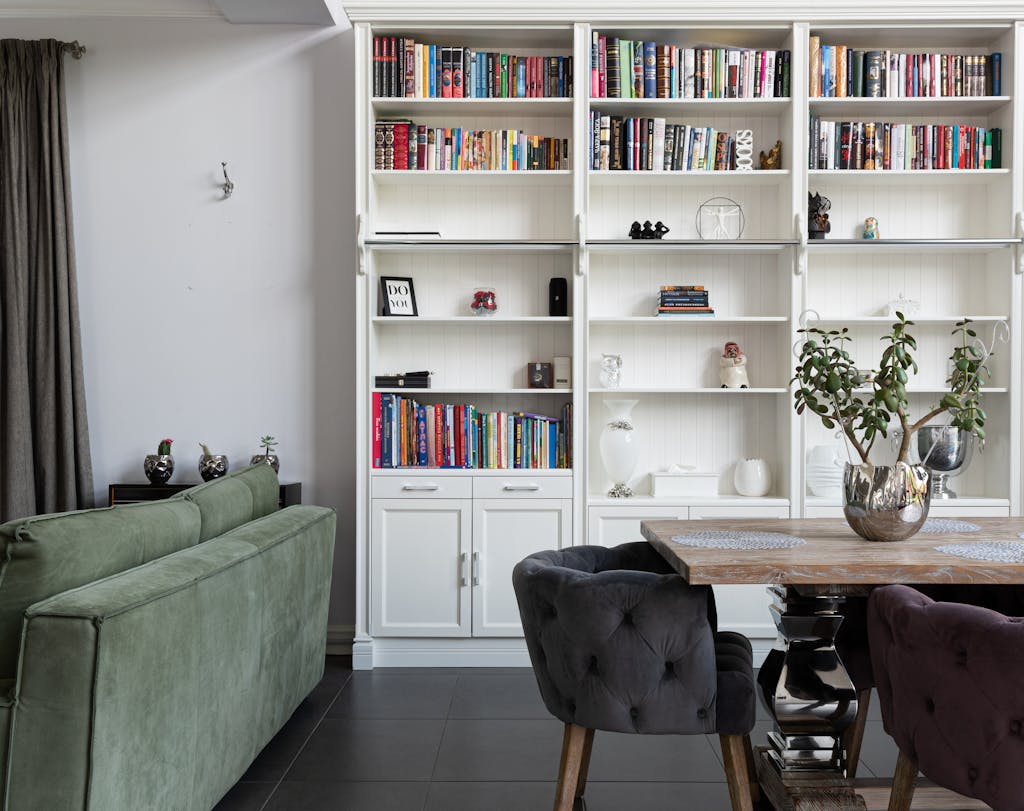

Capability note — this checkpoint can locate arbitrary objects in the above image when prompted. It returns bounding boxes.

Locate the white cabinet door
[688,505,790,643]
[472,499,572,637]
[587,505,688,547]
[371,498,471,637]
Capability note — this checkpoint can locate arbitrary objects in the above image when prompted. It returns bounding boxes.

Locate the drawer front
[689,505,790,519]
[372,476,473,499]
[928,505,1010,518]
[473,476,573,500]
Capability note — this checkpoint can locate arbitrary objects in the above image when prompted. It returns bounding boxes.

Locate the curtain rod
[61,41,86,59]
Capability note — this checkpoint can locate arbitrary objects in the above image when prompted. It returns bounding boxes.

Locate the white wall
[2,18,358,633]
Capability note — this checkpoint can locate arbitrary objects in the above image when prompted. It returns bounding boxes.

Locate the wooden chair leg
[888,749,918,811]
[553,723,590,811]
[741,733,762,804]
[843,688,872,779]
[720,734,755,811]
[573,727,595,799]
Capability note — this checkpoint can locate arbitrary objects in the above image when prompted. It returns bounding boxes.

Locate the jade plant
[156,438,173,456]
[792,315,990,464]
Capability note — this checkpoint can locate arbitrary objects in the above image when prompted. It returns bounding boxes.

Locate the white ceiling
[0,0,343,24]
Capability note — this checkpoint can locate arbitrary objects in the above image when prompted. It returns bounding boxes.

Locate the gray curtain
[1,39,93,521]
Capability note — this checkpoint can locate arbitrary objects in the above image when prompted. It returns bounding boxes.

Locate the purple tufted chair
[868,584,1024,811]
[513,542,759,811]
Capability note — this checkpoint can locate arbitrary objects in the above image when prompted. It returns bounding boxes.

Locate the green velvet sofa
[0,463,336,810]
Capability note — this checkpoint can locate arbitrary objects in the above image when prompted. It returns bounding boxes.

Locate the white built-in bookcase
[348,4,1024,669]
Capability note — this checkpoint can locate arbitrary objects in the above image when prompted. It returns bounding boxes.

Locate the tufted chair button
[925,698,935,714]
[589,656,599,674]
[629,707,639,719]
[968,767,979,783]
[622,611,633,625]
[956,648,968,665]
[664,661,674,675]
[697,707,708,719]
[1012,720,1022,735]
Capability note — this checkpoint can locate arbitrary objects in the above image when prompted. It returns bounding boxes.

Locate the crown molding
[341,0,1024,23]
[0,4,222,19]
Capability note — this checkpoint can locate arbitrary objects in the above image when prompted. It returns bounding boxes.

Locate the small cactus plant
[157,438,173,455]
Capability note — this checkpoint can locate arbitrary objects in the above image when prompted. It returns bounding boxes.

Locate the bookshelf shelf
[587,494,791,508]
[807,168,1010,185]
[808,315,1009,324]
[374,467,573,477]
[374,388,572,395]
[366,238,575,252]
[372,97,573,115]
[590,316,789,324]
[588,387,788,394]
[805,238,1020,254]
[373,316,573,324]
[371,169,573,186]
[590,169,789,187]
[587,239,797,254]
[589,97,791,116]
[808,95,1011,117]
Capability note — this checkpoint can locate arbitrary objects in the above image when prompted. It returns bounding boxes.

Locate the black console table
[108,482,302,509]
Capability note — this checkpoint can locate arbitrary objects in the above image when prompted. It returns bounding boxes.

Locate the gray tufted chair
[513,542,759,811]
[868,584,1024,811]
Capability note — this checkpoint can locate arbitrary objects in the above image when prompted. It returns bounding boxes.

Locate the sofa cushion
[176,463,279,542]
[0,499,201,681]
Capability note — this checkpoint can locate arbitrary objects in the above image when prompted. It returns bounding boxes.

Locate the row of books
[591,113,743,171]
[375,120,570,171]
[372,36,573,99]
[372,393,572,469]
[590,34,791,100]
[656,285,714,317]
[809,40,1001,98]
[809,118,1002,170]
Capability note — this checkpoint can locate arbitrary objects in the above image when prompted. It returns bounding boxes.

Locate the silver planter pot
[250,453,280,474]
[842,462,930,542]
[144,454,175,485]
[199,454,229,481]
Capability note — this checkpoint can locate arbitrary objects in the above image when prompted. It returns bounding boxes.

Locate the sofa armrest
[8,505,336,811]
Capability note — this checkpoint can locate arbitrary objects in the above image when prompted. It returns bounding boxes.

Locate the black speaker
[549,277,568,316]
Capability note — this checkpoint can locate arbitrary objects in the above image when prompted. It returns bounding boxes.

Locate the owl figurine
[863,216,880,239]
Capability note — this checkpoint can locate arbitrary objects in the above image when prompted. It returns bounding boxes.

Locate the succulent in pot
[144,438,175,485]
[792,315,995,540]
[251,434,280,474]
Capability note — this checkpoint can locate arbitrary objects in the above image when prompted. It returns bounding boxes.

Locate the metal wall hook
[220,162,234,199]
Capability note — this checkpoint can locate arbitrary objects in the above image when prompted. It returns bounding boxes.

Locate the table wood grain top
[641,517,1024,586]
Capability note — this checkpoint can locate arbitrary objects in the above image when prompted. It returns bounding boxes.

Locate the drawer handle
[502,483,540,492]
[402,483,440,492]
[459,552,468,587]
[472,552,480,586]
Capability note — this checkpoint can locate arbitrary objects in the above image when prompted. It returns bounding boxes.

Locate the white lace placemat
[670,531,806,550]
[935,542,1024,564]
[919,519,981,534]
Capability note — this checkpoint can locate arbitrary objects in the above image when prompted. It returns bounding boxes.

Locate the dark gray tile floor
[214,657,905,811]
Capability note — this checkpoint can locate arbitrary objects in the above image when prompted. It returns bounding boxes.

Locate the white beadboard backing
[375,321,572,389]
[374,251,575,317]
[588,392,790,497]
[374,180,574,239]
[590,253,790,317]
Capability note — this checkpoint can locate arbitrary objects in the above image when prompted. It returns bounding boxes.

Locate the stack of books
[656,285,714,317]
[375,370,431,389]
[591,114,738,171]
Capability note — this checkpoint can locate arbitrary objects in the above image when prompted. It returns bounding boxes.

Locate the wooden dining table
[641,517,1024,811]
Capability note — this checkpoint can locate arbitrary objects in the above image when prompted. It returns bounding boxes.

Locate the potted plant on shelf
[198,442,229,481]
[793,315,992,541]
[251,435,280,473]
[144,438,175,485]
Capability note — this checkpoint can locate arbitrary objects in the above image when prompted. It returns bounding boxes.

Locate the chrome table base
[756,586,859,775]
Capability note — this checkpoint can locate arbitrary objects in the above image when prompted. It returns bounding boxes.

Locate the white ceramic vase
[599,399,639,498]
[734,458,771,497]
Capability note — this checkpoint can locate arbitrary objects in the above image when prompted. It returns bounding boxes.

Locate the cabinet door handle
[472,552,480,586]
[401,483,439,491]
[459,552,468,587]
[502,483,540,492]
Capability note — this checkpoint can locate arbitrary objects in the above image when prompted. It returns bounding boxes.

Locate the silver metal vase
[842,461,930,542]
[250,453,280,474]
[144,454,175,485]
[199,454,229,481]
[915,426,973,499]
